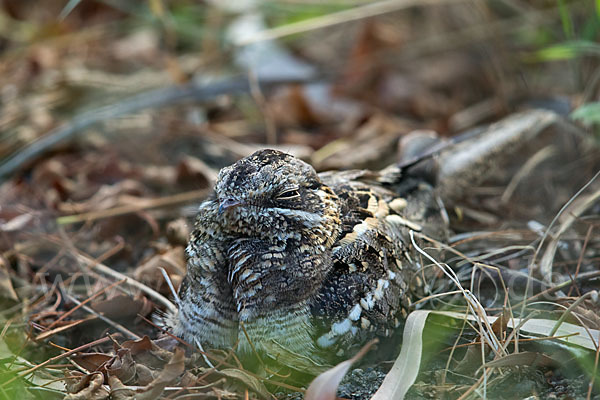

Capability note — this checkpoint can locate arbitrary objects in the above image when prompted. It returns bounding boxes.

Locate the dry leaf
[108,348,137,384]
[218,369,270,399]
[165,218,189,246]
[121,336,154,355]
[135,363,156,386]
[107,375,136,400]
[92,294,153,319]
[57,179,145,214]
[305,339,377,400]
[454,340,485,375]
[176,155,218,187]
[371,310,430,400]
[491,308,510,339]
[65,372,109,400]
[71,353,112,373]
[134,246,186,294]
[135,347,185,400]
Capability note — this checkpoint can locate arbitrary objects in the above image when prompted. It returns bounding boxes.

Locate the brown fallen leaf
[135,347,185,400]
[92,294,153,319]
[454,340,485,375]
[305,339,377,400]
[65,371,110,400]
[312,113,411,171]
[57,179,145,214]
[71,352,112,373]
[108,348,137,384]
[107,374,136,400]
[176,155,218,187]
[120,336,154,355]
[491,308,510,339]
[121,335,174,369]
[270,84,323,128]
[135,363,157,386]
[134,246,186,294]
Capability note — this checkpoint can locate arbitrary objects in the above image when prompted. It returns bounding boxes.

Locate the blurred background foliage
[1,1,600,399]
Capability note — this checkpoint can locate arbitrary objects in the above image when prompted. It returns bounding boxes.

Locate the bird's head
[212,149,339,243]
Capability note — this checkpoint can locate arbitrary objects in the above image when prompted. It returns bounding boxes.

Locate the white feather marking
[332,318,352,335]
[348,304,362,321]
[374,279,388,300]
[228,253,252,283]
[353,221,369,235]
[239,269,252,281]
[317,333,336,348]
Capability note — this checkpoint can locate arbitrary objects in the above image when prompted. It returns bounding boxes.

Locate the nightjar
[166,149,447,364]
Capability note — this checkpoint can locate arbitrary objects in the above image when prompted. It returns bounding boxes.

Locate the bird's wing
[311,177,417,354]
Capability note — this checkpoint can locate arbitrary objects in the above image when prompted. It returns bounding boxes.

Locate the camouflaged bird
[166,149,448,363]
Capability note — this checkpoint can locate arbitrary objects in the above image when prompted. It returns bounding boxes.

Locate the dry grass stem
[56,189,209,225]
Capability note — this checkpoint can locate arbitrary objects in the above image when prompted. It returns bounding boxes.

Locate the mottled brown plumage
[166,149,447,363]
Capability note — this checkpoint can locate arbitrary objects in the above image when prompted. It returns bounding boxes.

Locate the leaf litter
[1,1,600,399]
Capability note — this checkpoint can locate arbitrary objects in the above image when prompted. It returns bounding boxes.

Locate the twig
[411,231,504,355]
[62,293,141,340]
[1,336,111,388]
[74,251,177,314]
[40,278,125,334]
[160,267,181,307]
[567,224,593,297]
[512,270,600,310]
[0,76,316,180]
[56,189,209,225]
[537,172,600,282]
[588,332,600,400]
[42,231,177,314]
[500,145,557,204]
[549,291,596,337]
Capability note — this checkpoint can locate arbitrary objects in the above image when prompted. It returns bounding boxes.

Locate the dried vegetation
[1,0,600,399]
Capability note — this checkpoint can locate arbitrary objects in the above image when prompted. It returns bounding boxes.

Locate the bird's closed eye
[276,188,300,200]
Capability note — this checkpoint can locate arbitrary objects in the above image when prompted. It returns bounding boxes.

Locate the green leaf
[557,0,575,39]
[535,40,600,61]
[571,102,600,126]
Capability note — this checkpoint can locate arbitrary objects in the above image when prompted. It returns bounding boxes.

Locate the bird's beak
[218,198,241,215]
